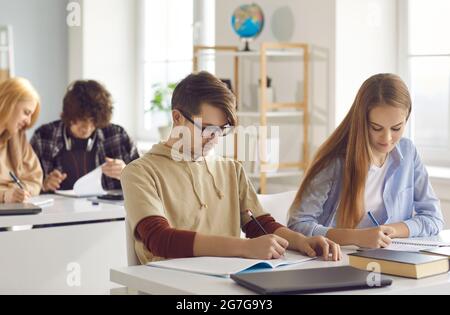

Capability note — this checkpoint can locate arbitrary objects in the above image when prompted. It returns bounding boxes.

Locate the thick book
[349,249,449,279]
[147,251,314,277]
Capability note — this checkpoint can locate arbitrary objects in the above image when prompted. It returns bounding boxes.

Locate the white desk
[0,195,127,294]
[110,232,450,295]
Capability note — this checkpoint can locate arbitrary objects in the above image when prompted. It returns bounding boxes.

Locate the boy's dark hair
[171,71,237,126]
[61,80,113,128]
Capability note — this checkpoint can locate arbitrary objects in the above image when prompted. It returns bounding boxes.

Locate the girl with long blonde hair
[288,73,443,248]
[0,77,43,203]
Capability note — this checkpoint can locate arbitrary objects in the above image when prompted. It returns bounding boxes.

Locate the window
[137,0,194,140]
[400,0,450,166]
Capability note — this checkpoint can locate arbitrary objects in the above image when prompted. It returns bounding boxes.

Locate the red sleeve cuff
[136,216,196,258]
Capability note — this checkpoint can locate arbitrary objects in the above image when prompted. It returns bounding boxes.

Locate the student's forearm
[193,233,246,257]
[385,222,410,238]
[273,227,304,251]
[326,228,361,246]
[275,226,358,248]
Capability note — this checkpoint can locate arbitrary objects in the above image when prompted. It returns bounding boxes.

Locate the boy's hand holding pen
[245,209,288,260]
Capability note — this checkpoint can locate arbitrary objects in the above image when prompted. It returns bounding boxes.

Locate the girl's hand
[355,226,395,249]
[4,187,31,203]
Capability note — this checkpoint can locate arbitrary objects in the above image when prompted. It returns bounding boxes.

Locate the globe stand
[240,38,254,52]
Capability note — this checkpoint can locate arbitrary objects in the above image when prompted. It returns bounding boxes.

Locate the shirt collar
[390,142,404,163]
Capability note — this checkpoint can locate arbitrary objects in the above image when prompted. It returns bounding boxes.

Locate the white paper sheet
[27,196,54,207]
[55,167,106,198]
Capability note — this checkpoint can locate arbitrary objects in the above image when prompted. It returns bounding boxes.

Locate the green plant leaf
[148,82,177,113]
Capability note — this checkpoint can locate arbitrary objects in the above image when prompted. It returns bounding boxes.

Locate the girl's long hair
[290,73,412,228]
[0,77,40,142]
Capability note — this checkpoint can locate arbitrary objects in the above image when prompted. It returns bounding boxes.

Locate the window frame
[135,0,194,142]
[398,0,450,167]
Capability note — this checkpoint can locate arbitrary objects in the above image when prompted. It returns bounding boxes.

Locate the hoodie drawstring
[185,163,208,210]
[184,157,224,210]
[203,156,224,200]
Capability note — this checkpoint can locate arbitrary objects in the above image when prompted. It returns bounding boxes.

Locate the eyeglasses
[179,110,234,138]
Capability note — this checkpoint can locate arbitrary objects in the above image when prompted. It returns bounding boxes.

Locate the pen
[246,209,268,234]
[246,209,286,259]
[367,211,380,227]
[9,171,24,190]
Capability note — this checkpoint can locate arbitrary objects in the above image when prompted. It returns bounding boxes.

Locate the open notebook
[147,251,314,277]
[55,167,106,198]
[384,236,450,252]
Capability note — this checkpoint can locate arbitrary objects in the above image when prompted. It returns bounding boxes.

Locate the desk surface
[111,232,450,295]
[0,195,125,228]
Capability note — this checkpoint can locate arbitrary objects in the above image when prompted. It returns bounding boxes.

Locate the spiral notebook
[385,236,450,252]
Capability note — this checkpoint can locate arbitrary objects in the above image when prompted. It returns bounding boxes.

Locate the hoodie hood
[149,141,194,161]
[149,142,224,209]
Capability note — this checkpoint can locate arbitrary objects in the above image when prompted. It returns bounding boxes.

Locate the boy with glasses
[121,71,342,264]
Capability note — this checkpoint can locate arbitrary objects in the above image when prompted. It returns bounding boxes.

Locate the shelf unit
[193,42,310,193]
[247,169,304,179]
[0,25,14,83]
[238,111,304,118]
[193,45,240,100]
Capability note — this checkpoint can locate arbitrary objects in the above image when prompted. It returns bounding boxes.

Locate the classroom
[0,0,449,297]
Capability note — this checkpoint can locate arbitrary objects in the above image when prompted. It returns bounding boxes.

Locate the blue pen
[367,211,380,227]
[9,171,24,190]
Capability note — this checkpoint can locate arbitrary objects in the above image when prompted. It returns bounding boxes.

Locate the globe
[231,3,264,51]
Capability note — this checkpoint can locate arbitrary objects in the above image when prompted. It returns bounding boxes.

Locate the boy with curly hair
[31,80,139,192]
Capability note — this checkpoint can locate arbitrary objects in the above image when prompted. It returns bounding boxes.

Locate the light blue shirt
[288,138,444,237]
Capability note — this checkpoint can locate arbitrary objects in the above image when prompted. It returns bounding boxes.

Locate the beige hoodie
[121,142,267,264]
[0,131,43,202]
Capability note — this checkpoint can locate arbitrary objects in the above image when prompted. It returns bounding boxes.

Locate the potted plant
[148,82,177,140]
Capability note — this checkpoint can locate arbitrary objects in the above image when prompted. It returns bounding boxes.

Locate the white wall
[335,0,398,125]
[68,0,83,83]
[430,178,450,230]
[0,0,68,133]
[68,0,138,138]
[194,0,215,46]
